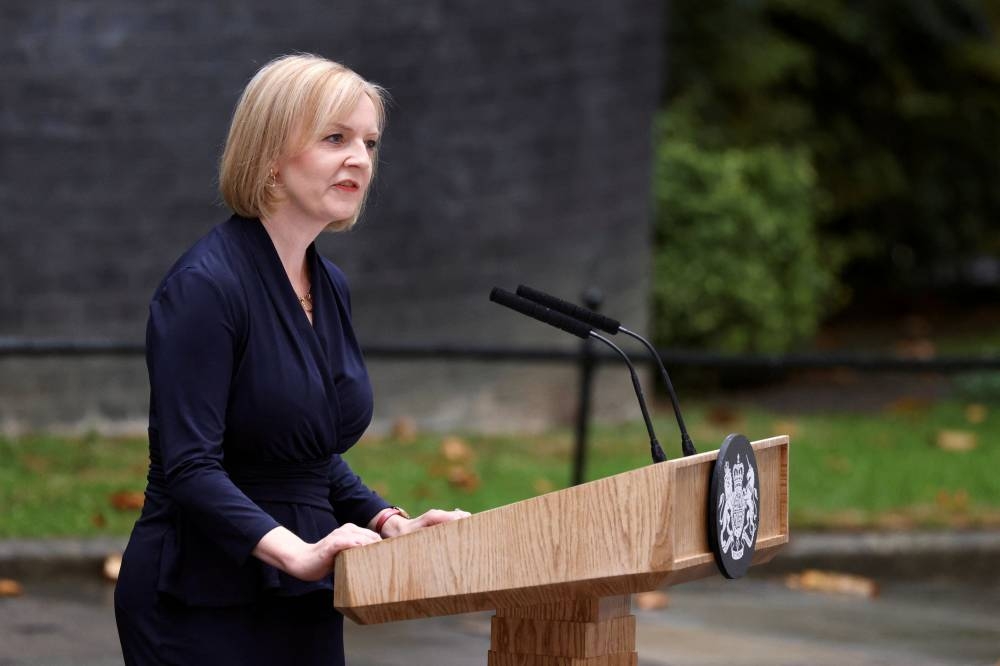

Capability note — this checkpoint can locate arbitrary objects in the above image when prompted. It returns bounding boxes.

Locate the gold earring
[267,169,278,188]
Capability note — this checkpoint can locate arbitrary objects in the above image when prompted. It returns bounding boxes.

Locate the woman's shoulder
[153,216,249,308]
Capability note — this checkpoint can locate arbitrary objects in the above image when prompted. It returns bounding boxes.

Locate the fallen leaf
[935,430,977,452]
[785,570,878,598]
[533,478,555,494]
[0,579,23,597]
[109,491,145,511]
[91,513,107,528]
[103,553,122,582]
[965,404,988,425]
[936,489,970,512]
[447,465,481,492]
[634,591,670,610]
[440,436,474,463]
[391,416,418,443]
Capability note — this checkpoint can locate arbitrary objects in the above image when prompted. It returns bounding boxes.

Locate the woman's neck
[259,211,325,294]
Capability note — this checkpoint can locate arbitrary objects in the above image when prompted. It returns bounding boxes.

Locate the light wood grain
[487,653,638,666]
[489,596,638,666]
[490,615,635,657]
[335,436,789,624]
[496,596,630,622]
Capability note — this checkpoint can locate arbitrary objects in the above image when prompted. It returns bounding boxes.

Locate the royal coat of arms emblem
[708,433,761,579]
[718,453,758,561]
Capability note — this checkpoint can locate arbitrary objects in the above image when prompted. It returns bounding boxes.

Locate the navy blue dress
[115,216,390,665]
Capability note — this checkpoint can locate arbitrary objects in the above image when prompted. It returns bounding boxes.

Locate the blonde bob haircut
[219,53,387,230]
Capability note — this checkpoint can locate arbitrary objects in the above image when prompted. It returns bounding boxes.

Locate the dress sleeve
[328,454,391,527]
[147,267,280,564]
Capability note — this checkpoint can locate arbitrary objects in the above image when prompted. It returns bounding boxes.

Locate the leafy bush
[664,0,1000,292]
[652,118,836,353]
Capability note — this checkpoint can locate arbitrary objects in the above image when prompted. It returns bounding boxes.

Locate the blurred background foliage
[654,0,1000,352]
[653,123,834,352]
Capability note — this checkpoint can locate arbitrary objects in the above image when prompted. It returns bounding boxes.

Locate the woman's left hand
[379,508,471,538]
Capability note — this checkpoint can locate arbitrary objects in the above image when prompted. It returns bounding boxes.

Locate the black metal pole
[571,287,603,486]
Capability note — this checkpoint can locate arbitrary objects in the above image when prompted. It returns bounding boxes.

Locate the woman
[114,54,468,665]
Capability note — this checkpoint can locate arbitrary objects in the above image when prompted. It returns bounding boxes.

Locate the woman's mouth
[333,180,359,192]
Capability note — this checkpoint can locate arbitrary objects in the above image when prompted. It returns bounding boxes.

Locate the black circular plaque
[708,433,761,579]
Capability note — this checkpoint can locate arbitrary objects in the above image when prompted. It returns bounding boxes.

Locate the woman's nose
[344,140,371,169]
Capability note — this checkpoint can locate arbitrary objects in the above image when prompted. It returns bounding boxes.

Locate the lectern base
[487,595,638,665]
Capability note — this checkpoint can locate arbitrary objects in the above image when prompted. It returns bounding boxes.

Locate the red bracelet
[374,507,408,536]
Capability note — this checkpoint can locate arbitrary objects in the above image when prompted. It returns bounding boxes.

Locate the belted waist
[226,458,331,510]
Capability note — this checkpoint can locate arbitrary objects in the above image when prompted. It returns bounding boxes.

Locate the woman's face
[274,94,379,227]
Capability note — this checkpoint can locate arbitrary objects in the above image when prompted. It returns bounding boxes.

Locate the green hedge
[652,121,836,353]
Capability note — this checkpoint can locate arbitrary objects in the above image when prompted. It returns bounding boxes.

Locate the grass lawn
[1,401,997,538]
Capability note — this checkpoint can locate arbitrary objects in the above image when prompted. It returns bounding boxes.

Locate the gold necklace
[298,291,313,313]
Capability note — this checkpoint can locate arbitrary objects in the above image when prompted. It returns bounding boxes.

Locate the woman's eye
[365,139,379,151]
[324,133,344,145]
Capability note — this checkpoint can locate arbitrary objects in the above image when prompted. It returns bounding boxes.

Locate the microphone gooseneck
[515,284,697,457]
[490,287,666,464]
[589,331,667,464]
[617,326,696,457]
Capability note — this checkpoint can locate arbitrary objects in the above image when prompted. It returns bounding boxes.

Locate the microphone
[490,288,667,464]
[489,287,591,339]
[516,284,697,457]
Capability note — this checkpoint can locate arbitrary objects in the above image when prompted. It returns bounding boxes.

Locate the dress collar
[234,215,343,426]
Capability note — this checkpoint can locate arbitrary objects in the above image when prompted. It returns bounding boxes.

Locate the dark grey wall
[0,1,662,434]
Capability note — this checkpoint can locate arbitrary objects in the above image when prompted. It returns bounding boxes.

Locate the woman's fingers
[413,508,472,528]
[322,523,382,555]
[342,524,381,543]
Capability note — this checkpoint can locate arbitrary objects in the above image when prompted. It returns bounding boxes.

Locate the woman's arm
[252,523,382,582]
[148,268,280,564]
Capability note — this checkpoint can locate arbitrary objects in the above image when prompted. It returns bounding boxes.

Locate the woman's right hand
[296,523,382,581]
[253,523,382,582]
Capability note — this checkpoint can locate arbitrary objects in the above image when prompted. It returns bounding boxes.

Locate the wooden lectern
[335,435,789,664]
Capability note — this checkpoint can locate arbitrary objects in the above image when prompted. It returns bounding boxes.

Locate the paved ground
[1,573,997,665]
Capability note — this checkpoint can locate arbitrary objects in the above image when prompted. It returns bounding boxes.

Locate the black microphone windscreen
[516,285,621,334]
[490,288,592,339]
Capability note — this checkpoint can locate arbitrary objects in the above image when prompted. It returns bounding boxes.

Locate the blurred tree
[652,119,835,353]
[662,0,1000,297]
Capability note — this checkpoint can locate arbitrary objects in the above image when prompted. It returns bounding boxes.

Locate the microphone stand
[490,287,667,465]
[591,331,667,464]
[516,284,697,456]
[618,326,696,457]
